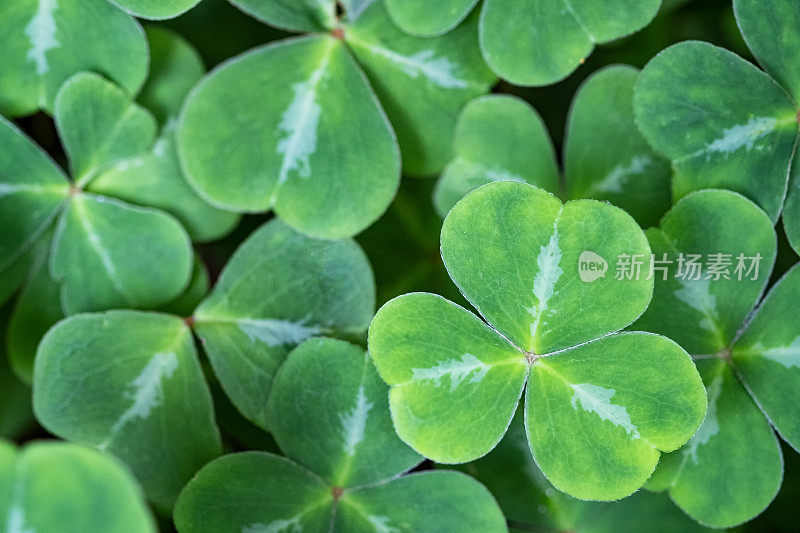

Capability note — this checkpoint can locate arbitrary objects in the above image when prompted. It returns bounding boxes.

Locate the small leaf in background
[385,0,478,36]
[178,34,400,238]
[193,219,375,430]
[175,336,507,532]
[0,0,148,116]
[433,94,559,218]
[33,311,222,511]
[346,3,496,176]
[632,189,800,527]
[370,181,707,500]
[267,337,423,488]
[479,0,662,86]
[0,441,155,532]
[634,40,798,222]
[108,0,201,20]
[565,65,671,228]
[229,0,338,33]
[434,66,672,228]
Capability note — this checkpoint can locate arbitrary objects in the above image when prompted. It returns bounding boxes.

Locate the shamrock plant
[630,189,800,528]
[634,0,800,251]
[177,0,495,238]
[369,180,707,501]
[31,219,375,510]
[385,0,663,86]
[174,337,507,532]
[435,65,671,227]
[0,440,155,532]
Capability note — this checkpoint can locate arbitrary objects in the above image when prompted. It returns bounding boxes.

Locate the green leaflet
[785,155,800,255]
[632,190,800,527]
[0,240,36,309]
[346,2,496,176]
[479,0,662,86]
[178,35,400,238]
[634,40,799,222]
[0,117,69,273]
[193,219,375,430]
[564,65,672,228]
[433,94,559,218]
[229,0,338,33]
[634,190,777,355]
[89,30,241,243]
[0,441,155,532]
[734,0,800,103]
[434,66,671,227]
[7,232,63,384]
[441,181,652,354]
[369,181,707,500]
[527,333,706,500]
[454,413,715,532]
[51,193,193,314]
[734,264,800,451]
[33,311,222,511]
[385,0,478,36]
[137,27,206,127]
[108,0,200,20]
[174,337,505,532]
[647,359,782,529]
[267,338,422,487]
[0,0,148,116]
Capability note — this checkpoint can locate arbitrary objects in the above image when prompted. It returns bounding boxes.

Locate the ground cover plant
[0,0,798,532]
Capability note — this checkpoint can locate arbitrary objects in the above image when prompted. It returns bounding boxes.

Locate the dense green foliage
[0,0,798,532]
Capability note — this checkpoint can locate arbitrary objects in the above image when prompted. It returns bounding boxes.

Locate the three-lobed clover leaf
[33,310,222,511]
[369,180,707,501]
[192,219,376,430]
[435,66,672,227]
[0,441,155,532]
[0,0,148,116]
[633,189,800,528]
[635,0,800,233]
[174,337,508,532]
[178,0,494,238]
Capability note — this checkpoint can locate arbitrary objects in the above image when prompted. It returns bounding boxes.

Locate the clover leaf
[385,0,478,36]
[0,0,148,117]
[480,0,662,86]
[635,1,800,227]
[0,441,155,532]
[178,0,494,238]
[33,310,222,511]
[174,337,508,533]
[368,180,707,500]
[435,66,672,227]
[192,219,376,430]
[630,189,800,527]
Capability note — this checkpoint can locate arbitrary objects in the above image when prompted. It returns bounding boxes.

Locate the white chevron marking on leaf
[238,318,321,348]
[527,222,563,341]
[752,337,800,369]
[684,373,722,464]
[570,383,640,439]
[340,384,373,456]
[592,155,653,194]
[242,515,302,533]
[411,354,490,391]
[25,0,60,76]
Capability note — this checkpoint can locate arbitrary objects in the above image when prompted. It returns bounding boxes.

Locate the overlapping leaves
[174,337,507,532]
[435,66,671,227]
[178,0,495,238]
[369,181,707,500]
[634,190,800,528]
